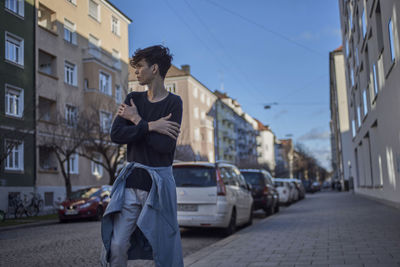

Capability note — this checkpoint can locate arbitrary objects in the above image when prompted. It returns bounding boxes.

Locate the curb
[0,219,59,232]
[183,212,274,266]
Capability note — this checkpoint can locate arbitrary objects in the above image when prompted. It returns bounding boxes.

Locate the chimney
[181,64,190,74]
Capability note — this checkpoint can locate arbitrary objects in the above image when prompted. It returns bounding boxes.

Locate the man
[101,45,184,267]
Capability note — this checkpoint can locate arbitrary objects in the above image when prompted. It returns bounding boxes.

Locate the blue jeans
[110,188,149,267]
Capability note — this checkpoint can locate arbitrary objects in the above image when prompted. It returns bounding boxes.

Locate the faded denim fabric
[101,162,184,267]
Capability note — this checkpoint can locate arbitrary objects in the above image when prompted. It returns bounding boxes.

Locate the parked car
[173,161,253,235]
[240,169,279,215]
[311,181,321,192]
[58,185,111,222]
[302,180,318,193]
[290,179,306,200]
[273,178,292,205]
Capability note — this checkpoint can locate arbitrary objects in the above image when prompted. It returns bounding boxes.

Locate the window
[89,34,100,58]
[355,47,359,66]
[89,0,99,21]
[357,106,361,127]
[166,83,176,93]
[201,111,206,120]
[111,16,120,35]
[350,68,354,87]
[5,85,23,118]
[112,49,121,69]
[5,32,24,66]
[5,0,24,17]
[64,19,77,45]
[5,140,24,171]
[388,18,396,62]
[194,107,199,119]
[208,130,213,143]
[66,153,79,174]
[115,85,122,103]
[39,146,57,171]
[64,61,77,86]
[362,89,368,116]
[38,50,56,76]
[200,93,205,103]
[65,104,77,127]
[207,96,211,106]
[352,120,356,137]
[100,110,112,133]
[99,71,111,95]
[66,0,76,5]
[39,97,56,122]
[37,4,56,32]
[91,153,103,177]
[372,63,378,95]
[193,87,198,98]
[194,128,200,141]
[361,8,367,39]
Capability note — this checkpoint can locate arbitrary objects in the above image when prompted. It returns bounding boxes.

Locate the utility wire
[183,0,268,99]
[202,0,324,57]
[162,0,258,98]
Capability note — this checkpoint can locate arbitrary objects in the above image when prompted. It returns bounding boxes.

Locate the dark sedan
[58,185,111,222]
[240,169,279,215]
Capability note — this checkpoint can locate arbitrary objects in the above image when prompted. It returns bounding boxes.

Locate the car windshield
[70,188,100,200]
[274,181,284,187]
[241,172,263,186]
[173,166,216,187]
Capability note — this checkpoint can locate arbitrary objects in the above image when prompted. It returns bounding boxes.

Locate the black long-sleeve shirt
[110,91,183,191]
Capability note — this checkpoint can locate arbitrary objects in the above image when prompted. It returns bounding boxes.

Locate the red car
[58,185,111,222]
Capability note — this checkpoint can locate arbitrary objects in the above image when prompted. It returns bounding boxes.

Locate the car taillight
[216,169,226,196]
[263,187,269,195]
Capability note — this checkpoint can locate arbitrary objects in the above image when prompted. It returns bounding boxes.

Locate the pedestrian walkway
[183,192,400,267]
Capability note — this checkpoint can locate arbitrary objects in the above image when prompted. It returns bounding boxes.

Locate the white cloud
[298,128,330,141]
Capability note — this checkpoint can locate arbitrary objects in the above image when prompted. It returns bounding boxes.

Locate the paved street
[185,191,400,267]
[0,211,267,267]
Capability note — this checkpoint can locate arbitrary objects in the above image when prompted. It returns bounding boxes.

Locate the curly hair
[130,45,173,79]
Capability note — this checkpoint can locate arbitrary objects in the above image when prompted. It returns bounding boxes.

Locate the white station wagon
[173,161,254,235]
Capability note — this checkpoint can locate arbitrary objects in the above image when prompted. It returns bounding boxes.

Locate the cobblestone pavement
[0,220,223,266]
[185,192,400,267]
[0,210,268,267]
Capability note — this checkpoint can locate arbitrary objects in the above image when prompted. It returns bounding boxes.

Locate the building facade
[0,0,36,209]
[329,46,355,190]
[339,0,400,207]
[34,0,131,208]
[129,64,217,162]
[255,120,276,174]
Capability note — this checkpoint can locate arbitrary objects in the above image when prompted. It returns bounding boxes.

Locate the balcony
[82,47,121,71]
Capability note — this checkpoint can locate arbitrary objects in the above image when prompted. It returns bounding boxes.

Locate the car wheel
[264,204,274,216]
[245,205,254,226]
[223,208,236,236]
[274,203,280,213]
[95,206,104,221]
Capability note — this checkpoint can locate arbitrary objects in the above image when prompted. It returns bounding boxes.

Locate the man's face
[134,59,155,85]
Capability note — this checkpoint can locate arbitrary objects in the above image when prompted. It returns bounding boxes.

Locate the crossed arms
[110,95,182,154]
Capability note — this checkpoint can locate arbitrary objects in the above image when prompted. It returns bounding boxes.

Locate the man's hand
[148,114,181,140]
[117,99,142,124]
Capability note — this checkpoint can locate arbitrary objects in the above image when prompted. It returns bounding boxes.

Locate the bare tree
[78,101,126,185]
[38,111,88,198]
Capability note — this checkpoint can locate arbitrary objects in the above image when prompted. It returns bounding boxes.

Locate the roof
[334,45,343,52]
[173,161,216,168]
[129,64,189,81]
[104,0,132,23]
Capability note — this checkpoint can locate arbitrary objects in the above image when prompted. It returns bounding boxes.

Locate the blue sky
[109,0,342,170]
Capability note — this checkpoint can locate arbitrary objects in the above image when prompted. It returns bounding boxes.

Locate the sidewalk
[183,192,400,267]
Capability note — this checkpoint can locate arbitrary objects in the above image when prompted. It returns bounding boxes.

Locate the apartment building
[339,0,400,207]
[275,139,294,178]
[329,46,355,190]
[35,0,131,206]
[0,0,36,209]
[255,120,276,174]
[214,90,259,166]
[129,64,217,162]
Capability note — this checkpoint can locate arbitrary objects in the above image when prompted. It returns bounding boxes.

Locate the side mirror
[246,183,252,191]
